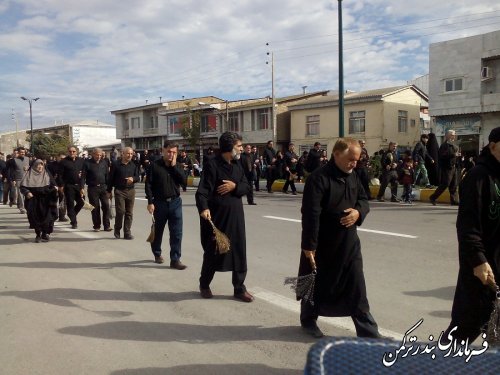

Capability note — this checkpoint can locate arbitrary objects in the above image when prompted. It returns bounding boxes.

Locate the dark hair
[267,140,273,146]
[314,142,321,147]
[420,134,429,141]
[163,141,178,149]
[16,146,25,152]
[220,132,242,153]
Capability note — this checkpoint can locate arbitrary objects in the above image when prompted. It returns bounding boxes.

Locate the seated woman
[20,159,58,243]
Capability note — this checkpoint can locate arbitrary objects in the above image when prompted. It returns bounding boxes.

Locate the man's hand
[147,204,155,214]
[12,180,16,186]
[217,180,236,195]
[340,208,360,228]
[473,262,495,285]
[200,209,211,220]
[26,192,33,199]
[302,250,317,270]
[80,189,85,197]
[59,186,64,193]
[107,191,112,199]
[125,177,134,185]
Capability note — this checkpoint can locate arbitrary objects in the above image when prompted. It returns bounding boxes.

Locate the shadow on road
[0,260,159,269]
[110,364,302,375]
[402,285,455,301]
[58,321,314,344]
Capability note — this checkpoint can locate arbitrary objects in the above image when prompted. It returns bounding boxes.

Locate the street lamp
[20,96,39,155]
[338,0,344,137]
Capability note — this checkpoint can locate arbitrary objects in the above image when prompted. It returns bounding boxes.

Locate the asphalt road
[0,185,462,374]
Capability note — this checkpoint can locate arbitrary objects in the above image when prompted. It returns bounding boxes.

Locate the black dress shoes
[154,256,164,264]
[301,323,324,338]
[234,291,254,303]
[200,287,213,299]
[124,234,134,240]
[114,230,120,239]
[170,260,187,270]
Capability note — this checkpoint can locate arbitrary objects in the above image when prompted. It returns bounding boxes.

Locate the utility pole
[20,97,39,155]
[338,0,345,138]
[12,109,20,147]
[266,43,277,144]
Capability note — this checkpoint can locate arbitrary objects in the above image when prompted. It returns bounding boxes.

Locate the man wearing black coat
[306,142,322,173]
[444,127,500,343]
[299,138,380,338]
[429,129,459,205]
[263,140,277,193]
[240,144,256,205]
[376,142,399,202]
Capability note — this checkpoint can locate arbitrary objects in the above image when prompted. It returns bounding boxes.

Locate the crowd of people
[1,127,498,345]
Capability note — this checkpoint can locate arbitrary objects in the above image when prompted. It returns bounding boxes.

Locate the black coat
[299,160,370,316]
[195,155,251,272]
[450,149,500,333]
[20,178,58,234]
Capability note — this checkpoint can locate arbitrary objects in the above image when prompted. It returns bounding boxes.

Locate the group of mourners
[1,127,499,344]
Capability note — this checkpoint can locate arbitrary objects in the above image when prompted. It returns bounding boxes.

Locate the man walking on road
[107,147,139,239]
[83,148,111,232]
[376,142,399,202]
[354,139,372,199]
[240,144,256,205]
[443,127,500,343]
[196,131,253,302]
[145,142,187,269]
[263,140,277,193]
[57,146,85,228]
[298,138,381,338]
[282,142,298,195]
[429,129,459,205]
[9,147,30,214]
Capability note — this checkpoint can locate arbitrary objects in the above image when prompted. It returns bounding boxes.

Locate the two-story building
[288,85,429,156]
[429,29,500,156]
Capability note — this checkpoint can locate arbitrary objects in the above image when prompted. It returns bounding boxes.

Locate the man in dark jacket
[240,144,256,205]
[444,127,500,343]
[429,129,459,205]
[57,146,85,229]
[412,134,434,187]
[354,139,371,199]
[299,137,380,338]
[263,140,277,193]
[196,132,253,302]
[306,142,322,173]
[282,142,298,195]
[145,142,187,269]
[376,142,399,202]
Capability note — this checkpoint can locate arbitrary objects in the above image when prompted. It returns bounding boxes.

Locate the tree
[179,103,202,152]
[29,133,72,159]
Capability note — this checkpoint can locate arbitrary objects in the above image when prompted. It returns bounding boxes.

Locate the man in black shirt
[47,152,68,221]
[429,129,459,205]
[107,147,139,239]
[306,142,322,173]
[282,143,299,195]
[145,142,187,269]
[57,146,85,228]
[376,142,399,202]
[263,140,277,193]
[240,144,256,205]
[84,148,111,232]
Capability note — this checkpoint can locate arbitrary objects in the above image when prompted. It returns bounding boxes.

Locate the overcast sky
[1,0,499,133]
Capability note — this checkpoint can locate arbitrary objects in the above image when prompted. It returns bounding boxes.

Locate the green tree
[179,103,202,152]
[30,133,72,159]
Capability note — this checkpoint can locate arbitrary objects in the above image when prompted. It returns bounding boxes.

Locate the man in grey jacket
[9,147,30,213]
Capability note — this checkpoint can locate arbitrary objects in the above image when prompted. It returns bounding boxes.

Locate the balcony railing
[144,127,158,135]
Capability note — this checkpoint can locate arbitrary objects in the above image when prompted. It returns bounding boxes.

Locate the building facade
[429,30,500,156]
[289,85,428,156]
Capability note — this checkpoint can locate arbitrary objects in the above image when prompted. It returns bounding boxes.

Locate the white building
[429,30,500,156]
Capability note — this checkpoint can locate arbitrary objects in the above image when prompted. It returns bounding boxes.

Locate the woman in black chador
[20,159,58,242]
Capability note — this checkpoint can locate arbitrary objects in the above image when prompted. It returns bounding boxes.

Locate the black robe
[448,149,500,339]
[426,133,440,186]
[299,160,370,316]
[195,155,251,272]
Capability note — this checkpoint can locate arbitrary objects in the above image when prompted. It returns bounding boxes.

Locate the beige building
[289,85,429,155]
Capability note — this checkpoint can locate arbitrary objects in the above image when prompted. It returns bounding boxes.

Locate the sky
[1,0,500,133]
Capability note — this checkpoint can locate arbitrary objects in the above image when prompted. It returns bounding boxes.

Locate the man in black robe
[299,138,381,338]
[444,127,500,342]
[196,132,253,302]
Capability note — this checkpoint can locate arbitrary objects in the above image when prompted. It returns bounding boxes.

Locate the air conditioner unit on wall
[481,66,494,81]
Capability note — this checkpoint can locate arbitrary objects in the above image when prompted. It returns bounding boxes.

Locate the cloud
[1,1,500,133]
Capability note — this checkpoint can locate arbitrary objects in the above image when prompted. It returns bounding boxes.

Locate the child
[399,157,415,204]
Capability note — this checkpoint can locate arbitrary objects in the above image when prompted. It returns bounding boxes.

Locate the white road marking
[54,223,101,239]
[252,287,401,340]
[263,215,418,239]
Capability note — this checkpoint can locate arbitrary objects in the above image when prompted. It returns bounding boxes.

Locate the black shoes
[41,233,50,242]
[114,230,120,239]
[154,256,164,264]
[301,323,324,338]
[234,291,254,303]
[71,223,78,229]
[430,198,437,206]
[124,234,134,240]
[248,202,257,205]
[200,287,213,299]
[35,235,41,243]
[170,260,187,270]
[103,227,112,232]
[59,217,69,222]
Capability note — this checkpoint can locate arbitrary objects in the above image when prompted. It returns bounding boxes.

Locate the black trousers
[282,171,296,193]
[430,167,458,203]
[88,185,111,230]
[300,300,381,338]
[254,168,261,191]
[199,255,247,294]
[57,189,67,220]
[245,173,255,203]
[114,188,135,235]
[64,184,84,225]
[377,170,398,199]
[355,167,372,199]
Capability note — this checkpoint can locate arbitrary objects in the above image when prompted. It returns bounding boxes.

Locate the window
[201,114,217,133]
[131,117,140,129]
[256,109,269,130]
[349,111,365,133]
[444,78,463,92]
[148,116,158,129]
[168,115,187,135]
[398,110,408,133]
[228,112,240,132]
[306,115,320,136]
[123,118,129,130]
